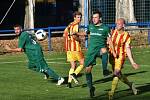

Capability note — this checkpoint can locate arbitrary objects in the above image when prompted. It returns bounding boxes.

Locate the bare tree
[116,0,136,23]
[24,0,35,31]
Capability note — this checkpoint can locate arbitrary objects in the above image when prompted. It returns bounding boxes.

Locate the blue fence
[0,23,150,51]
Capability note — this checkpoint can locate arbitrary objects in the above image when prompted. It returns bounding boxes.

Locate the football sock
[119,75,132,87]
[86,72,93,89]
[68,68,74,83]
[44,68,59,80]
[110,77,119,94]
[74,65,83,75]
[102,52,108,71]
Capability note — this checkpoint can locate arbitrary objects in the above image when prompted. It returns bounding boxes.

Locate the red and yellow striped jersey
[111,29,131,57]
[64,21,81,51]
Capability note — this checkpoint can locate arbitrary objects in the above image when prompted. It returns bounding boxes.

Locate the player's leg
[38,59,64,85]
[85,66,95,98]
[108,57,122,100]
[28,61,38,72]
[100,48,111,77]
[84,52,97,98]
[67,61,76,87]
[119,74,138,95]
[74,52,84,75]
[66,51,78,87]
[71,52,84,82]
[109,70,120,100]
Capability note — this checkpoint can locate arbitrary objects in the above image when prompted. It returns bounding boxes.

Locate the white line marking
[0,60,149,67]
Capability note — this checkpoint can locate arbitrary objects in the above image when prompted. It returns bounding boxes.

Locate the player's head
[116,18,125,31]
[14,24,22,36]
[92,10,102,25]
[73,11,82,23]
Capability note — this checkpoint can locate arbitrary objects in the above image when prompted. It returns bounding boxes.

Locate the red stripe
[65,21,79,51]
[65,38,68,51]
[116,33,124,56]
[72,25,77,51]
[64,31,68,51]
[121,35,127,64]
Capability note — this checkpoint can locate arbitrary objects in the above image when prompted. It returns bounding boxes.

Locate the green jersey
[18,31,43,62]
[18,31,41,51]
[88,23,110,49]
[84,24,110,67]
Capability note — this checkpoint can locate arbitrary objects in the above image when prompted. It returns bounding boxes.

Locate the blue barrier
[0,22,150,51]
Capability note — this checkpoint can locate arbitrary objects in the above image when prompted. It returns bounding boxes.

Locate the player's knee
[85,66,92,73]
[113,70,121,77]
[101,48,108,54]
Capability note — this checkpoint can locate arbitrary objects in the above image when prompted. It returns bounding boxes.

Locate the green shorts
[25,49,48,72]
[28,58,48,72]
[84,47,102,67]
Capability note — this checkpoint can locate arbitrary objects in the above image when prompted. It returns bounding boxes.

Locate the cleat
[131,83,138,95]
[67,83,72,88]
[108,91,113,100]
[103,70,112,78]
[44,74,49,80]
[56,77,64,85]
[43,71,49,79]
[90,87,95,98]
[70,73,79,84]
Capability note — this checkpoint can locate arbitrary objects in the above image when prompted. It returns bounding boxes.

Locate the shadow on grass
[83,82,150,100]
[80,71,147,88]
[95,71,147,84]
[91,83,150,100]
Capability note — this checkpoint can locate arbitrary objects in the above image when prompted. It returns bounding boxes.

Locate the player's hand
[72,34,80,41]
[132,63,139,70]
[112,52,117,58]
[85,66,92,73]
[5,45,11,51]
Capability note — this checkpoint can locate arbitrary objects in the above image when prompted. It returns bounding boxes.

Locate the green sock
[86,73,93,89]
[44,68,59,80]
[119,75,132,88]
[102,52,108,71]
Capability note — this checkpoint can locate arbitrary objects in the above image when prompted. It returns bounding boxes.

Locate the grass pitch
[0,48,150,100]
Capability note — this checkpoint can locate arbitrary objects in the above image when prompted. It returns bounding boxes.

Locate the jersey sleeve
[64,26,69,37]
[18,32,28,49]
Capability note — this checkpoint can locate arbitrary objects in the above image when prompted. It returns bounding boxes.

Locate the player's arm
[5,45,23,52]
[107,35,116,58]
[126,44,139,69]
[63,27,68,37]
[73,32,86,36]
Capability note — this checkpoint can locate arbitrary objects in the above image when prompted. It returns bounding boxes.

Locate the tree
[116,0,136,23]
[24,0,35,30]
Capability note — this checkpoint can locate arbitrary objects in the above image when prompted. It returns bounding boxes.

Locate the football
[35,29,47,40]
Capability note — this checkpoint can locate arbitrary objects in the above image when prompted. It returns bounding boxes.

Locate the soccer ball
[35,29,47,40]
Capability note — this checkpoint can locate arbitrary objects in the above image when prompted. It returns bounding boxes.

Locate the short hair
[14,24,22,28]
[73,11,82,17]
[116,18,126,24]
[92,9,102,18]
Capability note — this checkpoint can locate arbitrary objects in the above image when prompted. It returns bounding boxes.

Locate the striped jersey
[111,29,131,56]
[64,21,81,51]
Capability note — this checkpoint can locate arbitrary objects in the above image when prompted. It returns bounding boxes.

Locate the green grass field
[0,48,150,100]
